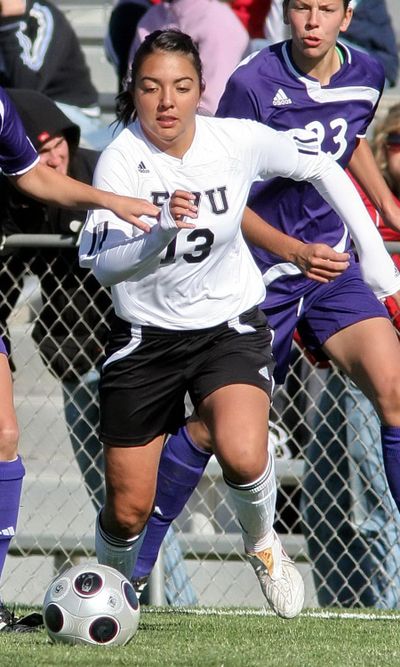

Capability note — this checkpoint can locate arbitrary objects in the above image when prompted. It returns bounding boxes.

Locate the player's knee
[375,374,400,424]
[0,419,19,460]
[104,500,150,538]
[218,442,268,485]
[213,421,268,483]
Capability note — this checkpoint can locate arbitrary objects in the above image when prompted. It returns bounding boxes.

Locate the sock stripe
[97,512,141,548]
[224,456,273,492]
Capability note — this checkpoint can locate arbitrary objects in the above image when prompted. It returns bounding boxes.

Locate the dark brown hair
[116,29,205,127]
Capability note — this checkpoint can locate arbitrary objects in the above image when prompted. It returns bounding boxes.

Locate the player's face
[39,135,69,175]
[133,51,202,158]
[284,1,353,66]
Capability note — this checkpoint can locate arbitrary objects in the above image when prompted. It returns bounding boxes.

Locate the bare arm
[242,207,350,283]
[0,0,26,16]
[348,138,400,232]
[10,163,160,232]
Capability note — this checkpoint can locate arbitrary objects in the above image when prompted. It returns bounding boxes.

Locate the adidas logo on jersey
[272,88,292,106]
[0,526,15,536]
[138,161,149,173]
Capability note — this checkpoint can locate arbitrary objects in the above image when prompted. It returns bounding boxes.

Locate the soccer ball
[43,563,140,646]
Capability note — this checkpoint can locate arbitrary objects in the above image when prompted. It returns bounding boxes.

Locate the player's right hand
[295,243,350,283]
[169,190,198,228]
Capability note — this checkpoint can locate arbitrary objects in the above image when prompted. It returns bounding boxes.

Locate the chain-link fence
[2,235,400,610]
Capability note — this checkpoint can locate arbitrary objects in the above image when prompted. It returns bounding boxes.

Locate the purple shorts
[0,336,7,356]
[265,261,388,384]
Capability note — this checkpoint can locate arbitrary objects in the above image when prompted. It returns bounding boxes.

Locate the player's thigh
[323,317,400,411]
[99,331,187,447]
[192,308,273,482]
[199,383,270,484]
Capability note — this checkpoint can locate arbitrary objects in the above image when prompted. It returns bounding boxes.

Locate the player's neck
[291,43,343,86]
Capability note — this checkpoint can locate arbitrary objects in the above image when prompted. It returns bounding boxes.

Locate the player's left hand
[295,243,350,283]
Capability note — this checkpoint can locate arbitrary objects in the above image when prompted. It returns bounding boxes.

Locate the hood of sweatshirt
[6,88,80,154]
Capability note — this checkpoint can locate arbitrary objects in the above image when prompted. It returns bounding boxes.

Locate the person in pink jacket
[128,0,249,113]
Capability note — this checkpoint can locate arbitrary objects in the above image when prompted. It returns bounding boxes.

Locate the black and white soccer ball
[43,563,140,646]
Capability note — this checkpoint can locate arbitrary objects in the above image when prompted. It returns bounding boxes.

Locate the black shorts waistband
[142,306,261,337]
[111,306,262,339]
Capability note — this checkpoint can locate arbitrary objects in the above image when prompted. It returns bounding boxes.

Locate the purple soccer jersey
[0,88,38,176]
[217,41,385,304]
[217,41,387,382]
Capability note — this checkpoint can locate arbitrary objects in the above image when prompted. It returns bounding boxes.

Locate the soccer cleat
[131,575,149,602]
[246,531,305,619]
[0,601,43,633]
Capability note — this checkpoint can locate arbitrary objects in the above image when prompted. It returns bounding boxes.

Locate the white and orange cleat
[246,531,305,618]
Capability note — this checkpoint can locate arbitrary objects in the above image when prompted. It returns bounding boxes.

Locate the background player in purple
[131,0,400,598]
[0,86,160,632]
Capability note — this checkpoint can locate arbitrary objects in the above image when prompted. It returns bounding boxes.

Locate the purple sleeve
[0,336,8,356]
[0,89,38,175]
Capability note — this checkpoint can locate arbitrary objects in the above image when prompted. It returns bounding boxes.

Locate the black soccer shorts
[99,306,275,446]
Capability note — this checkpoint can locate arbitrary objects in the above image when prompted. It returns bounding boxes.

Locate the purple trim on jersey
[266,261,388,384]
[0,336,7,356]
[0,88,39,175]
[217,41,385,293]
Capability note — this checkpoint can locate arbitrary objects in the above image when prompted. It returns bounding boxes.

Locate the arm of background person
[241,207,350,283]
[10,163,159,232]
[348,137,400,232]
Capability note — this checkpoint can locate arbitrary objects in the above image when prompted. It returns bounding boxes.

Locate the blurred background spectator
[0,0,114,148]
[128,0,249,114]
[105,0,151,91]
[342,0,399,88]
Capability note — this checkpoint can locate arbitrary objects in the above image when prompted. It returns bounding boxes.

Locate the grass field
[1,607,400,667]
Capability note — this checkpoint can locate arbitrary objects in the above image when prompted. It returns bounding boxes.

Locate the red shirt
[230,0,271,37]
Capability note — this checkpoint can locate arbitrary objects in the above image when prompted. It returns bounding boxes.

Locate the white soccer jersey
[79,115,400,329]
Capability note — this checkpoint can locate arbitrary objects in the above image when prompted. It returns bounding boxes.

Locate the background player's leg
[133,421,212,584]
[323,317,400,510]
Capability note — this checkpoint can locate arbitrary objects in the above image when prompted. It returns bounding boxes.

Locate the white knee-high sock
[225,456,277,553]
[95,511,146,579]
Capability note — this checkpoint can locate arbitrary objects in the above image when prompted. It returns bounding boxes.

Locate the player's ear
[339,6,353,34]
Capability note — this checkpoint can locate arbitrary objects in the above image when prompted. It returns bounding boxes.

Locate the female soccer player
[132,0,400,603]
[0,86,159,632]
[79,28,400,619]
